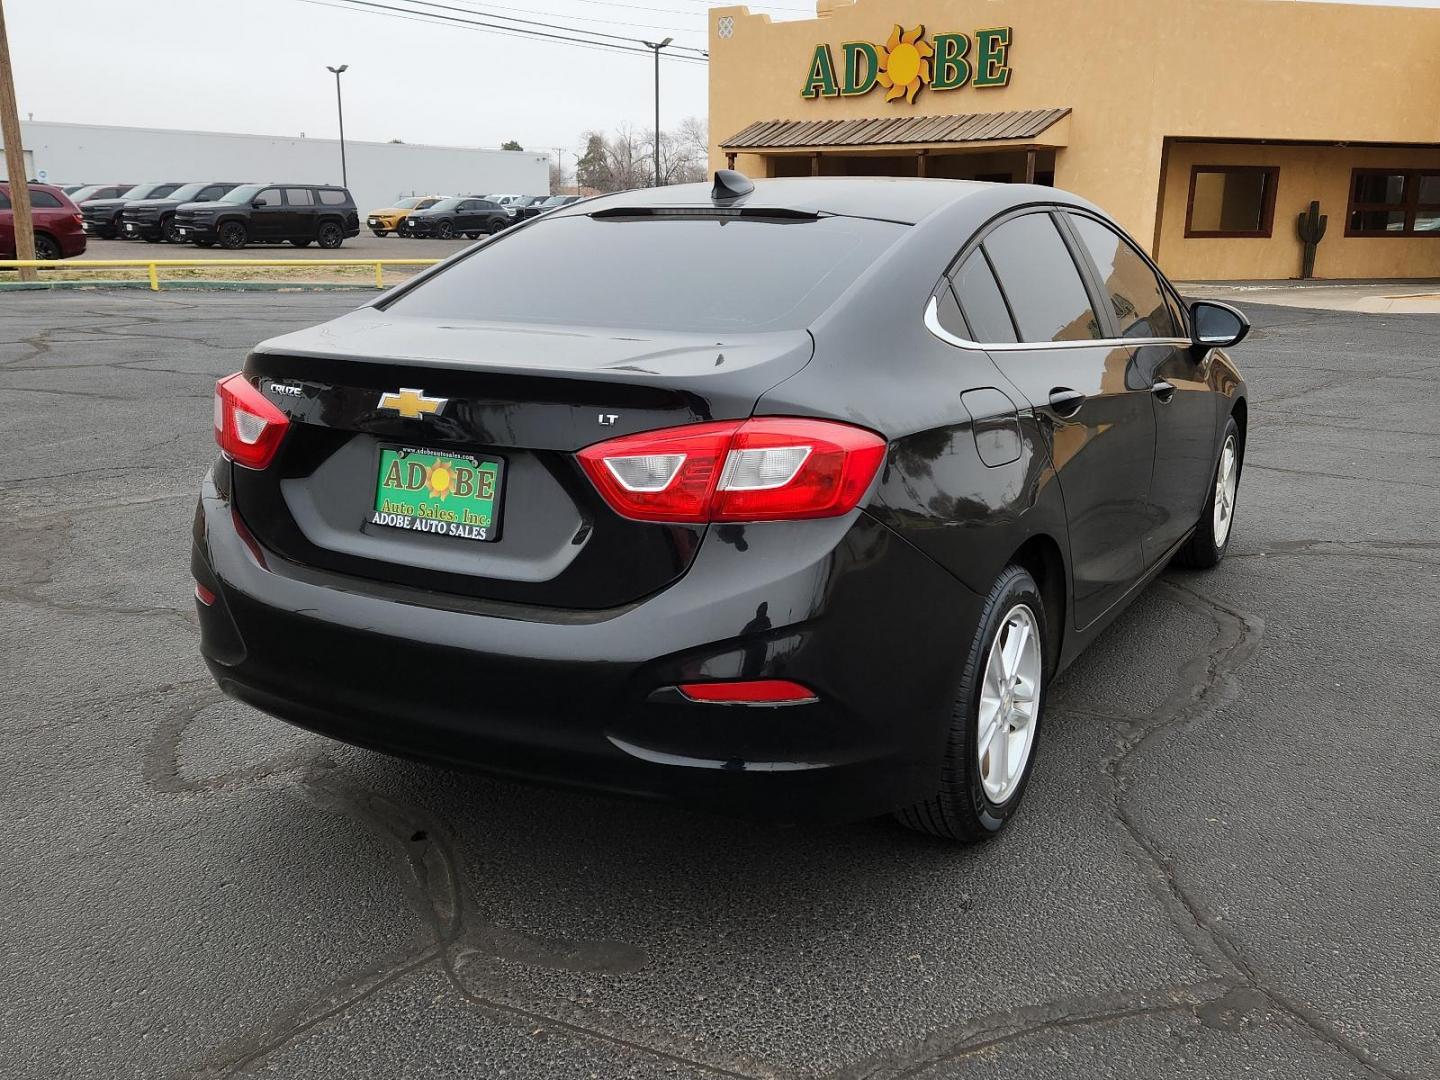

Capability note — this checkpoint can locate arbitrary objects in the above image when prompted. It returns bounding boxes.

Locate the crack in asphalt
[140,691,761,1079]
[838,577,1418,1080]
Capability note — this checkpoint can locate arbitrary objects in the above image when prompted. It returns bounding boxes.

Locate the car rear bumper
[193,471,979,821]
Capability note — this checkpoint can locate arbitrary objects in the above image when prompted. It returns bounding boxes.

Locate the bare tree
[577,118,711,192]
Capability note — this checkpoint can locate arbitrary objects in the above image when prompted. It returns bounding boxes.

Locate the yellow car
[366,196,442,237]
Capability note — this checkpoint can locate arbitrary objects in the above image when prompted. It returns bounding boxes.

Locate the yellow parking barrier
[0,258,441,291]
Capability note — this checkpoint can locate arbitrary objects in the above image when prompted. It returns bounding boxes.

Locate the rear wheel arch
[1009,534,1066,675]
[1231,396,1248,459]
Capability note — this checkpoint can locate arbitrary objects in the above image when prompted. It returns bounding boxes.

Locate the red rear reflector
[577,418,885,524]
[677,679,819,705]
[194,582,216,606]
[214,373,290,470]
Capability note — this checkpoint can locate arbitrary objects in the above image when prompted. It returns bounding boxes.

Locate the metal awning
[720,108,1071,151]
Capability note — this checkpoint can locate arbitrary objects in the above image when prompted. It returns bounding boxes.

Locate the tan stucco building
[708,0,1440,280]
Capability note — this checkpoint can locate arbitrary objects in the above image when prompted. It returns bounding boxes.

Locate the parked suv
[173,184,360,249]
[67,184,136,205]
[81,181,185,239]
[0,183,87,260]
[367,195,442,237]
[514,194,583,222]
[121,182,244,243]
[401,196,509,238]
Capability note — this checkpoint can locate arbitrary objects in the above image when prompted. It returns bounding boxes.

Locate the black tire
[485,219,505,235]
[435,219,455,239]
[162,216,183,244]
[316,221,344,249]
[290,239,312,248]
[371,229,387,238]
[1174,415,1241,570]
[33,234,61,260]
[464,231,480,240]
[896,564,1049,842]
[194,239,216,248]
[218,221,247,250]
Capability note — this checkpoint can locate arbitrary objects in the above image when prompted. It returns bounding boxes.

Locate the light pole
[326,64,349,188]
[641,38,672,188]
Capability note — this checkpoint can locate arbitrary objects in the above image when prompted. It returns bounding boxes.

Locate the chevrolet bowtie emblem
[377,387,447,419]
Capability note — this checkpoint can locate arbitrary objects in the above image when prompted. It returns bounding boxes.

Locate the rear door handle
[1047,388,1086,417]
[1151,380,1176,403]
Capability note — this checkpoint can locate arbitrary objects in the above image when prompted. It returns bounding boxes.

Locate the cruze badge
[378,387,447,419]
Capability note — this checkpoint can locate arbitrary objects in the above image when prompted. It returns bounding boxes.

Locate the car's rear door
[282,188,315,240]
[1062,211,1217,565]
[952,210,1157,629]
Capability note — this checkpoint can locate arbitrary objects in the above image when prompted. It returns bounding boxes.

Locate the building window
[1185,166,1279,238]
[1346,169,1440,237]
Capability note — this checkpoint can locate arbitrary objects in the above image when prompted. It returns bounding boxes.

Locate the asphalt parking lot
[1,291,1436,1079]
[78,233,471,262]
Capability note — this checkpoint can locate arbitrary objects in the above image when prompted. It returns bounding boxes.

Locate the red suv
[0,183,87,260]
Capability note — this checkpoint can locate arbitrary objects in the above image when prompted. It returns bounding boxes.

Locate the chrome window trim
[924,296,1192,352]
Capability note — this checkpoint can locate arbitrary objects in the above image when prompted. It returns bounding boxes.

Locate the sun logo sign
[801,24,1012,103]
[876,25,934,103]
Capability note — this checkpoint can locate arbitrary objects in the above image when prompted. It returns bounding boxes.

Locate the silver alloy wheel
[1213,434,1239,547]
[977,603,1042,804]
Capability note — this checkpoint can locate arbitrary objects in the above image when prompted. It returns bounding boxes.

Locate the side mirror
[252,198,267,208]
[1189,300,1250,350]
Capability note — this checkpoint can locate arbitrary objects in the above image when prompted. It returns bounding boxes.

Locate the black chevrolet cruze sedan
[195,173,1249,841]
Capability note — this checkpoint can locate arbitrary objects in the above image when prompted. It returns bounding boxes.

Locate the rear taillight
[577,418,885,524]
[214,373,289,470]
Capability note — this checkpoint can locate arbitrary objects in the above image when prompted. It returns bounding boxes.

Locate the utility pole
[0,0,36,281]
[327,64,349,187]
[641,38,672,188]
[549,147,566,192]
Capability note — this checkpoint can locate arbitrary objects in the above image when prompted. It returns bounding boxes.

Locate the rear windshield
[385,213,907,333]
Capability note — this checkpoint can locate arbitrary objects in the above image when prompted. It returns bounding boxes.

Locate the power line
[401,0,708,42]
[291,0,685,61]
[310,0,710,60]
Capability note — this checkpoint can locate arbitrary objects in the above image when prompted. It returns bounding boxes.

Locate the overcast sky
[7,0,1438,161]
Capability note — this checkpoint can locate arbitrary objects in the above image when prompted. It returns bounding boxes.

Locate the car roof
[555,176,996,225]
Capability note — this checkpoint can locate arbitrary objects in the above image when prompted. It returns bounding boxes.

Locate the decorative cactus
[1297,200,1327,280]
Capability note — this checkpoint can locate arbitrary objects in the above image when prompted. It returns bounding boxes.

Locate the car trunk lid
[232,309,814,609]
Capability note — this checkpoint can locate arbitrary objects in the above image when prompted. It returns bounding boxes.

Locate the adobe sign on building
[708,0,1440,281]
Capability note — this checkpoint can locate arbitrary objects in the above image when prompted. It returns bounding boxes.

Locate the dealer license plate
[370,446,503,543]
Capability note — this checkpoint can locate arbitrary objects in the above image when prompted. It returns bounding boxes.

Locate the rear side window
[284,188,314,206]
[151,184,181,198]
[1068,214,1180,339]
[982,214,1102,343]
[951,250,1017,343]
[198,185,228,201]
[29,190,62,208]
[385,213,908,334]
[0,191,10,209]
[317,189,348,206]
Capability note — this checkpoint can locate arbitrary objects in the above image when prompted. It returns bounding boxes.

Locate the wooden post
[726,152,737,169]
[1024,148,1037,184]
[0,0,36,281]
[916,149,929,178]
[810,152,821,176]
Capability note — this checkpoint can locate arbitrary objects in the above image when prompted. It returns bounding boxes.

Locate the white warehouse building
[12,121,551,211]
